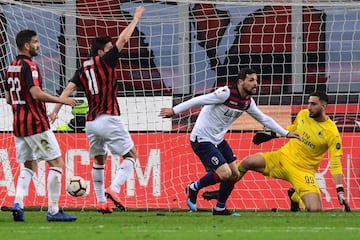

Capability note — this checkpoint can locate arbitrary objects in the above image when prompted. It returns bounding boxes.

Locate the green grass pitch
[0,210,359,240]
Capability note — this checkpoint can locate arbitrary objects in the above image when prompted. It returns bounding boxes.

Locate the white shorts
[15,129,61,163]
[86,114,134,157]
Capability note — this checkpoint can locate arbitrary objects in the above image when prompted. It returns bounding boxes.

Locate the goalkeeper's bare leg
[201,158,250,200]
[239,153,323,211]
[288,188,321,212]
[235,154,265,182]
[301,193,322,211]
[202,156,260,201]
[236,162,248,181]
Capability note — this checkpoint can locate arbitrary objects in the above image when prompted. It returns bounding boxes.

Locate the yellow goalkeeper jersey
[280,109,343,175]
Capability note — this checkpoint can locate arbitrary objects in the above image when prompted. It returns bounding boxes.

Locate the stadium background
[0,0,359,211]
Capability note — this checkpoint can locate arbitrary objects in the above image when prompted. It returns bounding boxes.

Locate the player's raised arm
[116,6,145,51]
[246,100,301,141]
[159,87,229,118]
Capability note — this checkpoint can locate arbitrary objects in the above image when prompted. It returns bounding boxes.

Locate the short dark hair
[310,91,328,104]
[238,67,257,80]
[90,36,112,56]
[16,29,37,51]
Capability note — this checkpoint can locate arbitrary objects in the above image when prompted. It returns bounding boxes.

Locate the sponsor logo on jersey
[7,66,21,72]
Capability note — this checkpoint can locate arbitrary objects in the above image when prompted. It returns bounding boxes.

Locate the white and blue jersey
[173,85,289,146]
[173,85,289,170]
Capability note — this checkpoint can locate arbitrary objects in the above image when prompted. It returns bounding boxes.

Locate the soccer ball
[66,176,87,197]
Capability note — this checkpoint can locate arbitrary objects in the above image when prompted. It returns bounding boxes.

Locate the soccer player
[235,91,348,211]
[5,29,78,222]
[159,68,300,215]
[49,6,145,214]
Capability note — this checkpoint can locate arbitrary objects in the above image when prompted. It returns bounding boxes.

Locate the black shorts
[190,139,236,172]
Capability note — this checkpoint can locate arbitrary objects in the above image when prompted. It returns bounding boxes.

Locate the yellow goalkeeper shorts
[260,150,320,198]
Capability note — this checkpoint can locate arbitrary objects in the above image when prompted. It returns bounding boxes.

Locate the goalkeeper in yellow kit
[236,91,350,211]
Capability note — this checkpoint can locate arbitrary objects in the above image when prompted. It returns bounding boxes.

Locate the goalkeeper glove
[336,186,351,212]
[252,131,278,145]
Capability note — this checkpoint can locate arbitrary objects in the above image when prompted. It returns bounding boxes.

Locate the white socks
[47,167,62,214]
[109,158,134,193]
[92,163,106,203]
[92,158,135,202]
[14,168,34,208]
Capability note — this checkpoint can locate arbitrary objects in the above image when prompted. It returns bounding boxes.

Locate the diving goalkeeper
[236,91,349,211]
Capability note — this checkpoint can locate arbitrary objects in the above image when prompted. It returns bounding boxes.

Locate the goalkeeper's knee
[236,163,247,181]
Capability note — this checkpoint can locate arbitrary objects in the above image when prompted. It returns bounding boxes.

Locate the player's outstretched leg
[11,203,25,222]
[185,182,198,212]
[46,210,77,221]
[96,202,113,214]
[105,187,126,211]
[288,188,300,212]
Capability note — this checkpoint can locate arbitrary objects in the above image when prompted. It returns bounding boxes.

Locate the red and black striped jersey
[70,46,120,121]
[223,84,251,110]
[5,55,50,137]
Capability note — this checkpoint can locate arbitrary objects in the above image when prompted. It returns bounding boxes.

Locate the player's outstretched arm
[252,130,300,145]
[159,87,229,119]
[159,108,175,118]
[286,132,301,139]
[29,86,77,107]
[116,6,145,51]
[252,130,278,145]
[49,82,77,123]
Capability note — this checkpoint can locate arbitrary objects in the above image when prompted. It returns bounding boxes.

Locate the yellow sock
[291,191,300,203]
[237,162,248,181]
[291,192,305,209]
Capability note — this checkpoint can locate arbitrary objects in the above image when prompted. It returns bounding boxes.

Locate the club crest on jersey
[318,131,324,137]
[32,70,38,78]
[211,156,219,166]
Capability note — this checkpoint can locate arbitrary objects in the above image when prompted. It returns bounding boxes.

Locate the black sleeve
[102,46,121,68]
[22,62,35,90]
[69,68,82,86]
